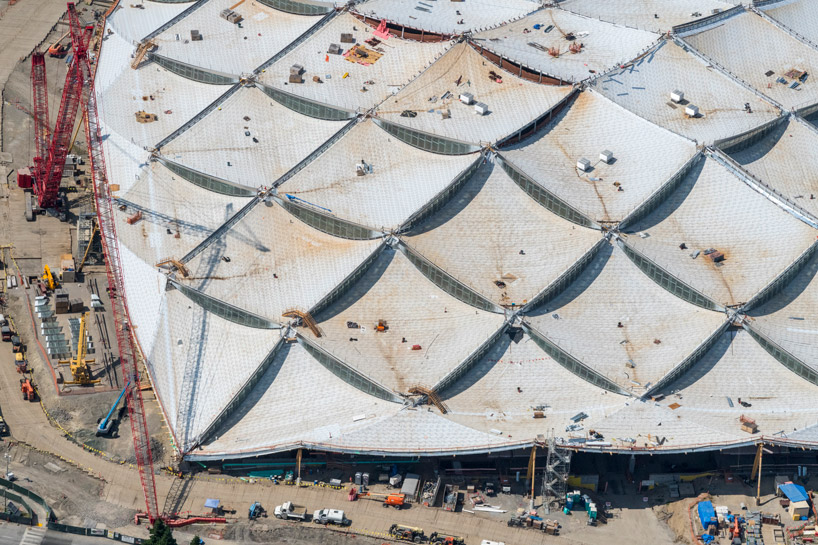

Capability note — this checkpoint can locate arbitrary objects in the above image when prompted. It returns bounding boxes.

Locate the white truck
[312,508,350,526]
[274,501,307,521]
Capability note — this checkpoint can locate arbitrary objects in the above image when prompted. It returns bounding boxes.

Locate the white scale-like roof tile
[120,243,169,361]
[324,408,516,453]
[727,117,818,220]
[113,157,251,267]
[376,42,572,145]
[146,288,281,447]
[760,0,818,47]
[526,243,727,393]
[161,86,345,187]
[443,333,622,439]
[682,10,818,111]
[558,0,737,34]
[257,12,449,113]
[404,160,602,307]
[310,247,506,393]
[152,0,321,76]
[279,119,478,230]
[472,9,659,83]
[624,157,817,307]
[97,32,228,149]
[653,329,818,439]
[107,1,191,46]
[355,0,539,35]
[501,89,698,223]
[748,251,818,372]
[200,341,398,457]
[594,40,780,145]
[179,201,382,322]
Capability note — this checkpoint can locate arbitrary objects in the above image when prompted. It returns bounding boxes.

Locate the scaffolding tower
[542,432,572,514]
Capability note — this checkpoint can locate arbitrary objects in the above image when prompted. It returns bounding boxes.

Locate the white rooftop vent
[460,92,474,105]
[670,90,684,103]
[474,102,489,116]
[599,150,614,164]
[685,104,700,118]
[577,158,591,172]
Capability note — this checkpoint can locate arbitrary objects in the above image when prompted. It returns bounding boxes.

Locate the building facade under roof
[98,0,818,460]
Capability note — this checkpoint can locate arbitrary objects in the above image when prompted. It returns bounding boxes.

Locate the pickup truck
[313,508,350,526]
[274,501,307,521]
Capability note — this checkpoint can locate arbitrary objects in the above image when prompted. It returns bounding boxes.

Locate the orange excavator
[20,378,36,402]
[348,487,405,509]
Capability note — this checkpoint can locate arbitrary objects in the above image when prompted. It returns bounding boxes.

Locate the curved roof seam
[494,87,580,148]
[707,147,818,229]
[296,334,404,402]
[743,240,818,312]
[155,156,257,197]
[521,322,629,395]
[257,82,357,120]
[495,154,600,229]
[795,108,818,132]
[642,318,731,398]
[276,196,383,240]
[398,152,486,234]
[155,82,243,151]
[373,118,482,154]
[713,114,788,153]
[181,194,261,263]
[395,240,505,314]
[435,321,511,394]
[615,237,725,312]
[140,0,208,43]
[752,4,818,52]
[309,241,388,318]
[194,336,287,450]
[672,33,784,112]
[467,39,572,86]
[169,278,282,329]
[254,8,339,74]
[672,5,745,37]
[618,151,705,231]
[743,322,818,385]
[521,237,607,313]
[258,0,335,17]
[149,52,241,84]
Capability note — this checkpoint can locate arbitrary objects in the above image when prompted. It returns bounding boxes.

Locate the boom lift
[48,30,71,57]
[97,381,129,435]
[349,488,406,508]
[59,312,100,385]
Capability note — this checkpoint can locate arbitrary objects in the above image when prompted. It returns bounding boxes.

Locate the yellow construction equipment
[77,222,99,273]
[229,0,246,9]
[42,264,57,290]
[131,40,156,69]
[155,257,190,278]
[59,312,100,385]
[282,309,321,337]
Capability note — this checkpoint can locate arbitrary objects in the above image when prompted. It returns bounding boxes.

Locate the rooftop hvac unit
[685,104,699,118]
[219,8,232,20]
[577,158,591,172]
[460,92,474,105]
[474,102,489,115]
[599,150,614,164]
[290,64,304,76]
[328,43,342,55]
[670,90,684,103]
[190,29,202,41]
[227,12,243,23]
[340,32,355,44]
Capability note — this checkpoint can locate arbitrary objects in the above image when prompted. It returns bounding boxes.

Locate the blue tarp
[204,498,220,509]
[697,501,717,530]
[778,483,809,503]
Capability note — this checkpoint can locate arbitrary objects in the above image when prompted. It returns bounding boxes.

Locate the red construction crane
[67,2,160,521]
[30,52,49,183]
[30,3,92,210]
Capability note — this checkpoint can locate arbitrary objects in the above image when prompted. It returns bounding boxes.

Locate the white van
[313,508,350,526]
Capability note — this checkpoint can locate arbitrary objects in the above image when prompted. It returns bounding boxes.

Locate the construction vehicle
[430,532,465,545]
[389,524,425,543]
[248,502,265,520]
[312,508,350,526]
[42,265,57,291]
[15,352,28,373]
[349,488,406,509]
[11,335,23,353]
[273,501,307,521]
[1,325,11,342]
[59,312,100,385]
[0,415,7,435]
[97,382,129,436]
[20,378,36,402]
[47,30,71,57]
[443,484,460,511]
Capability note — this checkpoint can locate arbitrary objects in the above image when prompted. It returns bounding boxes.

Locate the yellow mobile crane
[60,313,100,385]
[43,264,57,290]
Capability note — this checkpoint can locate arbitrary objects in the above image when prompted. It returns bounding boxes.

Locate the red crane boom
[72,5,160,521]
[30,52,49,182]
